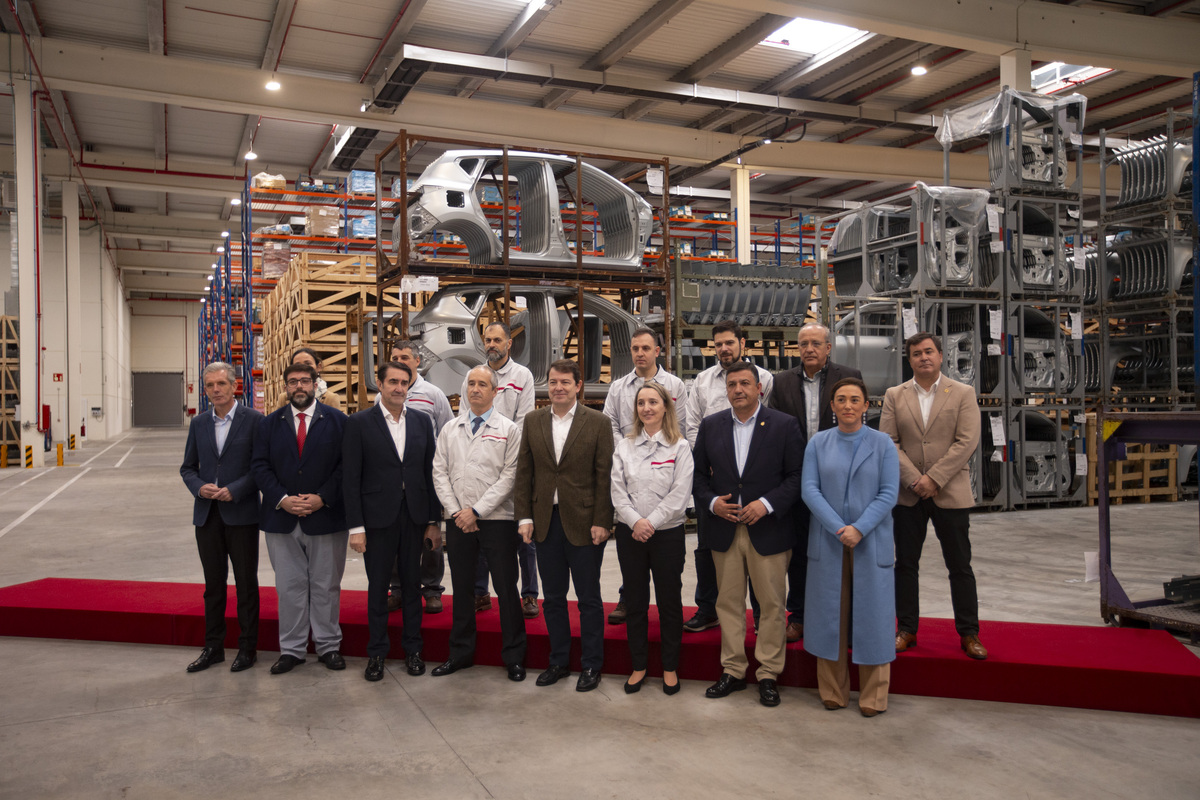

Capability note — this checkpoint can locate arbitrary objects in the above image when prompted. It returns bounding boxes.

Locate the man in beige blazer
[515,359,615,691]
[879,332,987,661]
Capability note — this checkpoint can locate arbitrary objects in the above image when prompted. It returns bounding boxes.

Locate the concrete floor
[1,427,1198,799]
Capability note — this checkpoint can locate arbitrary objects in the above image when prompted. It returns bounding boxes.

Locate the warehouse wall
[129,298,201,417]
[36,222,131,443]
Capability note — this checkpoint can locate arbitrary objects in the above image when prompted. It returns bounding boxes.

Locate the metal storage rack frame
[373,131,674,394]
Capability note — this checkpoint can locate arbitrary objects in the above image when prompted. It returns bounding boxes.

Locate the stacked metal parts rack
[1090,109,1195,413]
[373,132,673,403]
[819,88,1090,510]
[1097,411,1200,640]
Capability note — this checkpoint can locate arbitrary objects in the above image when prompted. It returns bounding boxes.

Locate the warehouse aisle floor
[1,428,1197,799]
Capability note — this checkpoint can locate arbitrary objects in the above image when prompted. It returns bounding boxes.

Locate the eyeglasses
[285,378,314,388]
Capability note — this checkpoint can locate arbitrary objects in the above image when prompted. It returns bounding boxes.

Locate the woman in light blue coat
[802,377,899,717]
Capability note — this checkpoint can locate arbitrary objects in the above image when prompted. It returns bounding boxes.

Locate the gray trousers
[265,524,348,658]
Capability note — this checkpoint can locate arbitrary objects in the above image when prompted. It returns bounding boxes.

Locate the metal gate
[132,372,184,427]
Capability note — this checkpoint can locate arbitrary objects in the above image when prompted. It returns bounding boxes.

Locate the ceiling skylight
[1032,62,1112,94]
[762,18,866,57]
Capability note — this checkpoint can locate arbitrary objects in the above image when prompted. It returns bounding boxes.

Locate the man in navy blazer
[693,361,804,707]
[179,362,264,673]
[343,360,442,682]
[252,362,349,675]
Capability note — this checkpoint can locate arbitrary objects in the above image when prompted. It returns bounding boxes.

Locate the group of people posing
[181,318,985,717]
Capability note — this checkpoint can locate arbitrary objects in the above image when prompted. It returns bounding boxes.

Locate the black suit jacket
[342,404,440,530]
[692,404,804,556]
[252,401,347,535]
[180,404,264,527]
[769,360,863,440]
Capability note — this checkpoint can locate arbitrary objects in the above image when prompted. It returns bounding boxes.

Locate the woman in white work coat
[610,382,693,695]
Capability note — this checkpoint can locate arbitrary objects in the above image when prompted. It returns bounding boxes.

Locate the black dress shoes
[663,679,681,696]
[229,650,256,672]
[536,664,571,686]
[405,652,426,676]
[431,659,473,677]
[318,651,346,671]
[705,673,747,698]
[759,679,781,707]
[576,668,602,692]
[365,655,385,682]
[186,647,224,673]
[624,674,646,694]
[270,654,305,674]
[507,664,526,682]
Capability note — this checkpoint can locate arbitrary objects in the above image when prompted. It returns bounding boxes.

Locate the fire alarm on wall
[53,373,63,382]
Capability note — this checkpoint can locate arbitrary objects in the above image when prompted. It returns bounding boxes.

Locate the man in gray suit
[880,332,986,661]
[179,362,264,673]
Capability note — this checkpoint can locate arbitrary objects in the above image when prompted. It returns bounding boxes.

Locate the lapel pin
[760,421,765,427]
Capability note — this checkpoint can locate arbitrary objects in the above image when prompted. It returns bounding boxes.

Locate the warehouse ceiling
[0,0,1196,297]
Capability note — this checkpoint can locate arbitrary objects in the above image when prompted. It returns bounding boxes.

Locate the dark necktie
[471,416,483,435]
[296,412,307,457]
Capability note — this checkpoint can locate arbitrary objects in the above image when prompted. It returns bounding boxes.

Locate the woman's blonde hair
[629,381,681,444]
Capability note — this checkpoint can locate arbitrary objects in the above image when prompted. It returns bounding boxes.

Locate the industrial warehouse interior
[0,1,1198,798]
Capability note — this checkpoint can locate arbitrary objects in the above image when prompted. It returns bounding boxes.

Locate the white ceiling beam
[235,0,297,168]
[0,34,1106,191]
[707,0,1200,78]
[123,273,209,295]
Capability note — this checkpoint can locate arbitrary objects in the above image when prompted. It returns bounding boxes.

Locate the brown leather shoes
[961,634,988,660]
[522,597,539,619]
[895,631,917,653]
[474,594,491,613]
[785,621,803,643]
[860,706,886,718]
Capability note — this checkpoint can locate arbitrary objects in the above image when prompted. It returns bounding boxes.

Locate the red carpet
[2,578,1198,718]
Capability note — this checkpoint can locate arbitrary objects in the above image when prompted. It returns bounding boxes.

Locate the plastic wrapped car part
[935,88,1086,148]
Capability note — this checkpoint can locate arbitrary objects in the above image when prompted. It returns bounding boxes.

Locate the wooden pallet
[1086,416,1179,505]
[0,317,17,460]
[261,253,408,411]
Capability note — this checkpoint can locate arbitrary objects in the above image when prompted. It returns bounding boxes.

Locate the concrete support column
[1000,49,1033,92]
[14,78,44,467]
[63,181,82,443]
[730,165,751,265]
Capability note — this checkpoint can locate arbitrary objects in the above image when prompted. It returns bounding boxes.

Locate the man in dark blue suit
[343,360,442,682]
[693,361,804,707]
[180,362,264,673]
[252,362,349,675]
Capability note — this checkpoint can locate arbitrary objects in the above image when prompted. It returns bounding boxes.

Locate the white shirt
[460,357,536,425]
[432,409,521,521]
[290,400,316,434]
[683,362,774,449]
[611,430,694,531]
[602,365,689,444]
[213,401,237,454]
[914,377,942,429]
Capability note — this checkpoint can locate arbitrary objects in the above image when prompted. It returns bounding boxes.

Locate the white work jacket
[602,366,690,445]
[610,430,694,531]
[432,411,522,521]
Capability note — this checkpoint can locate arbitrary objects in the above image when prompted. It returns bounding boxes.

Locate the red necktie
[296,412,307,457]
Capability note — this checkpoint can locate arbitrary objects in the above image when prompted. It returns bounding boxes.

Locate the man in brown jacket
[880,332,987,661]
[515,359,615,691]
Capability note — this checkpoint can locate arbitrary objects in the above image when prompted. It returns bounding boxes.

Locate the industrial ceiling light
[265,75,281,91]
[230,197,242,206]
[359,100,369,113]
[216,246,224,254]
[911,64,927,76]
[244,150,258,160]
[221,231,230,238]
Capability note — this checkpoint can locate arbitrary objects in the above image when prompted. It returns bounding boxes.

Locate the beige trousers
[816,545,891,711]
[712,524,790,680]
